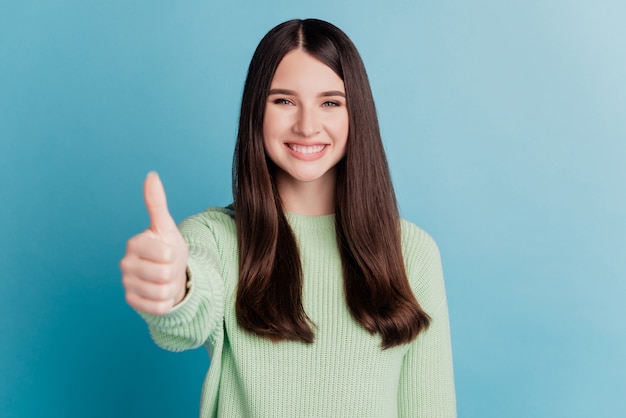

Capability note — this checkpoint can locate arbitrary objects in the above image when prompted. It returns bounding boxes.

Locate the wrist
[173,267,192,306]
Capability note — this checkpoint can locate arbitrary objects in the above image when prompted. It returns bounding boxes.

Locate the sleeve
[398,223,457,417]
[138,215,226,352]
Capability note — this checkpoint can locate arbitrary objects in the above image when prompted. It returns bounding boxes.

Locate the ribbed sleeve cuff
[139,244,226,351]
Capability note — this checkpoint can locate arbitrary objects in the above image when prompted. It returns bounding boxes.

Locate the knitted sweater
[141,207,456,418]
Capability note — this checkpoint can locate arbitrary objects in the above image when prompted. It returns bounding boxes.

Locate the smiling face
[263,49,349,189]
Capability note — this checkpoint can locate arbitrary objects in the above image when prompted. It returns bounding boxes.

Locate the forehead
[270,49,345,92]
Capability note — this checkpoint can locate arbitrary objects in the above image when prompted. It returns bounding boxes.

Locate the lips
[287,143,327,154]
[284,143,329,161]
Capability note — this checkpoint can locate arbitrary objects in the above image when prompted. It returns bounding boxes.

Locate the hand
[120,172,189,315]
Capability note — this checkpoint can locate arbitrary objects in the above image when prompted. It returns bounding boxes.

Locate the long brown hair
[233,19,430,348]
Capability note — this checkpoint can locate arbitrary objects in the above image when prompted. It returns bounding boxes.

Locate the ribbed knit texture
[141,207,456,418]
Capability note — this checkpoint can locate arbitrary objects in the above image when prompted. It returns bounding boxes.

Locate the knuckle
[119,257,131,273]
[125,292,139,309]
[121,270,138,288]
[161,265,174,282]
[161,245,174,263]
[121,274,130,288]
[151,265,172,283]
[154,301,171,316]
[126,235,139,252]
[153,284,167,300]
[166,282,179,299]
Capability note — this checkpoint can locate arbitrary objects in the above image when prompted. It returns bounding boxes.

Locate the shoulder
[399,218,446,311]
[399,218,441,261]
[182,205,235,224]
[178,206,236,245]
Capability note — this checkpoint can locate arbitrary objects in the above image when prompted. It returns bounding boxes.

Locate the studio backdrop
[1,1,624,417]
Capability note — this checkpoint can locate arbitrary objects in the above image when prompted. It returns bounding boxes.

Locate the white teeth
[288,144,326,154]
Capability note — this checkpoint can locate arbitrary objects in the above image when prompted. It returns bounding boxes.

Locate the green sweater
[141,207,456,417]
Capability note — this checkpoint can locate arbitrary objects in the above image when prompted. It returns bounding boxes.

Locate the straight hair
[233,19,430,348]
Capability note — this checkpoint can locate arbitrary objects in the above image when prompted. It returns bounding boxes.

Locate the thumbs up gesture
[121,172,189,315]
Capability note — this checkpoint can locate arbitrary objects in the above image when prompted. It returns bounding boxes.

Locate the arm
[398,295,456,417]
[121,173,225,352]
[140,226,226,352]
[398,222,457,417]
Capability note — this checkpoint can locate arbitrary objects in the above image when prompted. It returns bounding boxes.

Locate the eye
[322,101,341,107]
[272,98,293,105]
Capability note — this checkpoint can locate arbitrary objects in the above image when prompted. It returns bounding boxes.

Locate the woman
[121,18,456,417]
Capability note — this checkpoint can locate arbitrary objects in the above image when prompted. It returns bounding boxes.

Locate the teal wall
[1,1,624,417]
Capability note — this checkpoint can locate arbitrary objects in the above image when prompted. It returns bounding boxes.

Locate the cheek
[335,114,349,146]
[262,112,275,151]
[262,112,280,162]
[262,108,283,140]
[262,111,270,140]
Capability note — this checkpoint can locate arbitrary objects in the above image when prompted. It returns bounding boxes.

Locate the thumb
[144,171,176,234]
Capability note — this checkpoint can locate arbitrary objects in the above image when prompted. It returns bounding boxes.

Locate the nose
[293,105,320,137]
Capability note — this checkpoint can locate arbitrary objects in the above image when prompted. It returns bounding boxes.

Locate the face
[263,49,349,187]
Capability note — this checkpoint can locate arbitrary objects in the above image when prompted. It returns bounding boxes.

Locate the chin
[293,174,326,183]
[285,169,331,184]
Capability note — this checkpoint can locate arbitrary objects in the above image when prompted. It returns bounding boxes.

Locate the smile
[287,144,327,154]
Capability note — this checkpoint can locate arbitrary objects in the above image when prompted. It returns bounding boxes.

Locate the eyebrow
[268,88,346,98]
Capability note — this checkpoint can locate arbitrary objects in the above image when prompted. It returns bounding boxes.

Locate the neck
[275,171,336,216]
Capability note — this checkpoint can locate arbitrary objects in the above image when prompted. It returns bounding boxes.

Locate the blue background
[1,1,624,417]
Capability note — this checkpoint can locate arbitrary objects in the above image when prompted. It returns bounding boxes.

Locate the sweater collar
[285,211,336,231]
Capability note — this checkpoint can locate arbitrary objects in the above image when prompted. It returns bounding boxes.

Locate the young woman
[121,18,456,417]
